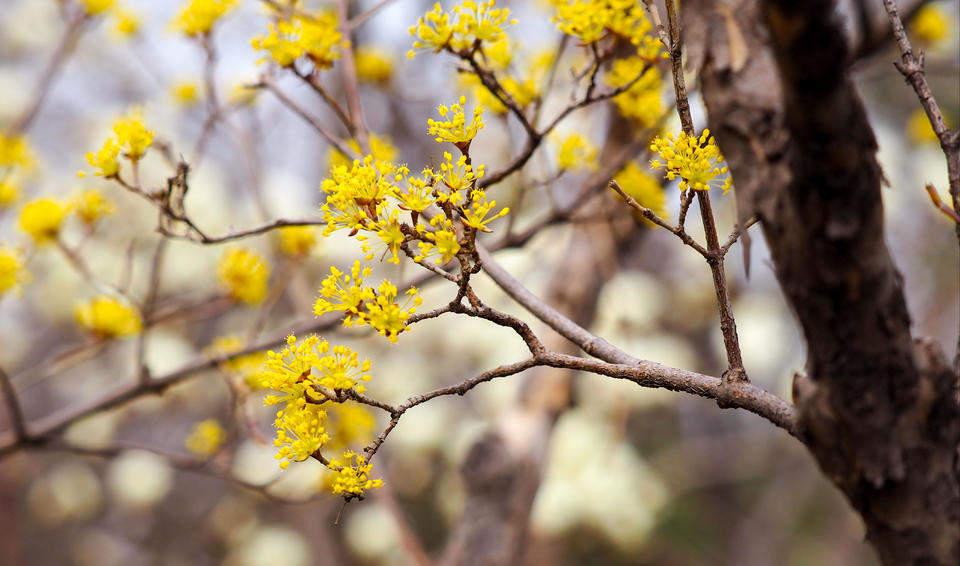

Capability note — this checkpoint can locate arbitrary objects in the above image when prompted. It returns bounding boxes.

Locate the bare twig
[0,366,27,443]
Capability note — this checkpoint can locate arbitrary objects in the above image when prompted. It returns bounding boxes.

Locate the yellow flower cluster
[251,11,341,69]
[171,81,201,106]
[614,161,666,226]
[74,295,142,338]
[0,246,29,297]
[325,403,376,451]
[355,47,395,84]
[72,189,114,226]
[0,134,34,171]
[278,226,318,257]
[328,451,383,498]
[185,419,227,457]
[19,198,68,245]
[428,96,485,146]
[555,133,598,172]
[0,178,19,209]
[409,0,516,56]
[217,247,271,305]
[650,130,732,193]
[83,109,154,178]
[550,0,664,62]
[260,334,374,469]
[608,58,663,128]
[207,335,269,389]
[112,7,141,37]
[911,4,949,45]
[79,0,115,15]
[172,0,237,36]
[313,262,423,343]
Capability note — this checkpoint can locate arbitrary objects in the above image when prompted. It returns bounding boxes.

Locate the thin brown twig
[0,366,27,443]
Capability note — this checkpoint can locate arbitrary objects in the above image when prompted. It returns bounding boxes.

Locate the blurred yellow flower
[217,247,270,305]
[0,135,34,170]
[72,189,114,225]
[911,4,949,45]
[185,419,227,457]
[19,198,68,245]
[75,296,142,338]
[278,226,318,257]
[614,161,666,226]
[112,7,141,37]
[251,11,341,68]
[79,0,116,16]
[0,178,20,209]
[355,47,395,84]
[171,81,201,106]
[555,133,598,172]
[172,0,237,36]
[0,245,30,297]
[906,108,944,144]
[112,109,154,161]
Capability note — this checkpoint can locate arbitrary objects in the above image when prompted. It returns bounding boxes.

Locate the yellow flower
[409,0,516,57]
[185,419,227,457]
[0,177,20,209]
[0,245,30,297]
[355,47,394,84]
[363,281,422,343]
[397,170,438,214]
[0,135,34,171]
[171,81,201,106]
[74,295,142,338]
[278,226,318,257]
[320,155,402,235]
[555,133,598,171]
[172,0,237,36]
[273,396,328,469]
[328,451,383,498]
[72,189,114,225]
[327,133,398,171]
[608,59,663,128]
[427,96,484,147]
[437,151,484,201]
[460,189,509,232]
[614,161,666,226]
[251,12,341,68]
[112,7,141,37]
[112,109,154,161]
[79,0,115,16]
[326,403,376,451]
[83,138,121,178]
[415,216,461,264]
[229,82,258,106]
[207,335,269,389]
[217,247,271,305]
[551,0,664,61]
[19,198,68,245]
[313,261,375,321]
[650,129,732,193]
[910,4,949,45]
[358,212,406,264]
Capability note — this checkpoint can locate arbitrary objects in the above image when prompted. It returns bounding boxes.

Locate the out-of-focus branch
[0,367,26,444]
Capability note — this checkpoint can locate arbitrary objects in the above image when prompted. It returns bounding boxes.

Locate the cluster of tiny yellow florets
[172,0,237,36]
[277,226,319,258]
[185,419,227,457]
[550,0,664,62]
[328,451,384,498]
[16,191,115,247]
[327,133,398,171]
[555,133,598,172]
[259,333,381,484]
[0,245,30,298]
[354,47,395,85]
[82,109,154,179]
[614,161,667,226]
[72,189,114,226]
[74,295,143,338]
[409,0,516,57]
[650,130,732,193]
[207,335,269,389]
[313,261,423,343]
[217,247,271,305]
[252,10,341,68]
[428,96,485,148]
[607,58,664,128]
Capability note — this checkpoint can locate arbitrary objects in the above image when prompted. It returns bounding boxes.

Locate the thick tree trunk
[690,1,959,563]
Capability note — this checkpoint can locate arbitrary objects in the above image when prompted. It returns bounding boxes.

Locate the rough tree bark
[688,0,959,563]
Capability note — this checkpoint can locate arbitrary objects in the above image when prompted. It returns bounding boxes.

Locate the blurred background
[0,0,957,565]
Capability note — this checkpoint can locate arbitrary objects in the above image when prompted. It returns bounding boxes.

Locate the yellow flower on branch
[555,133,598,172]
[278,226,318,257]
[72,189,114,226]
[355,47,395,84]
[19,198,68,245]
[313,261,375,321]
[84,138,121,178]
[409,0,516,56]
[172,0,237,36]
[427,96,485,147]
[112,109,154,161]
[363,281,422,343]
[74,295,142,338]
[327,133,398,171]
[273,396,329,469]
[550,0,664,61]
[650,130,732,193]
[217,247,270,305]
[251,11,341,68]
[614,161,666,226]
[328,451,383,498]
[0,245,30,297]
[320,156,402,235]
[460,189,509,232]
[608,58,663,128]
[185,419,227,457]
[415,216,461,265]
